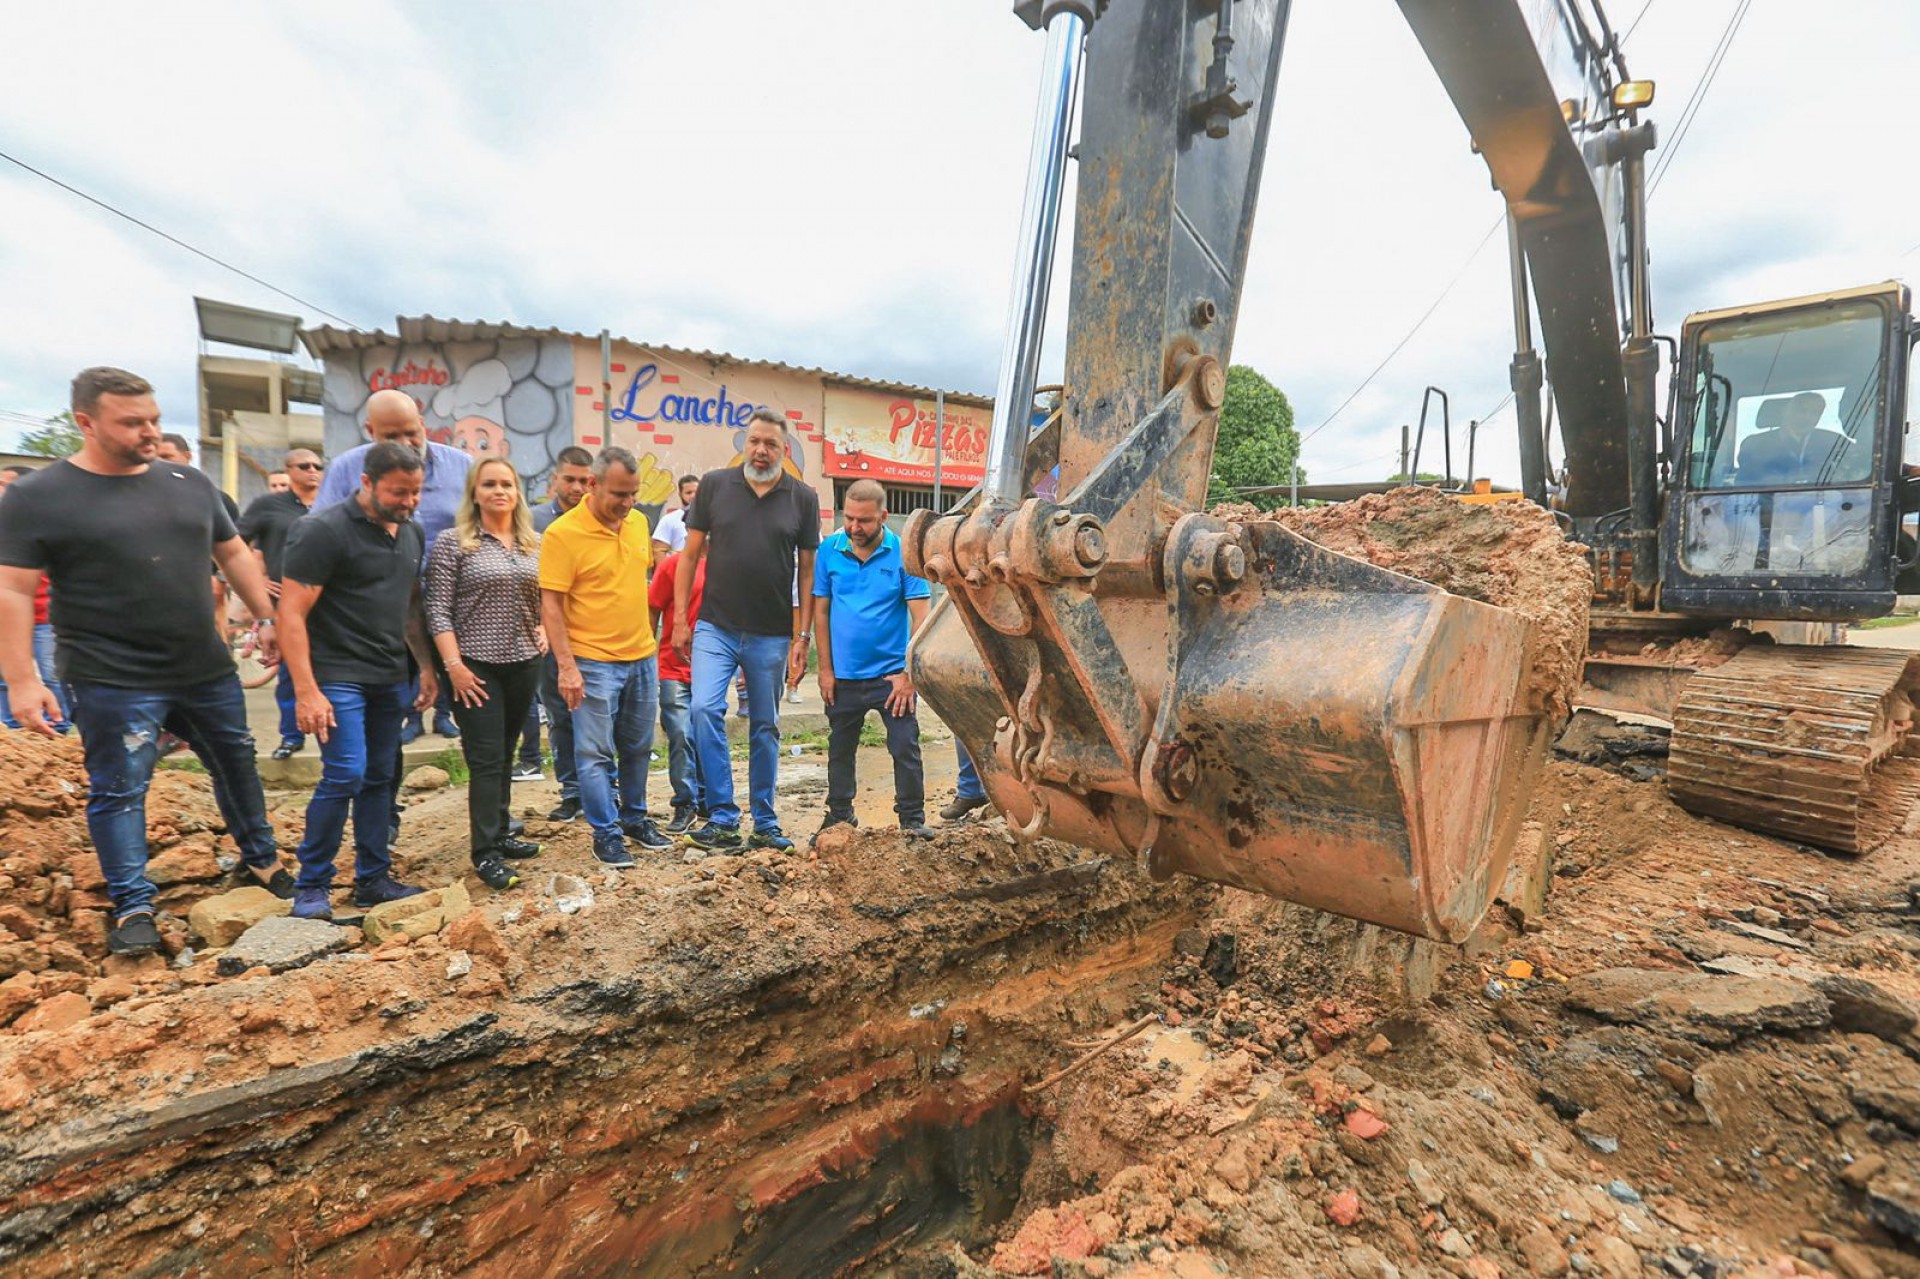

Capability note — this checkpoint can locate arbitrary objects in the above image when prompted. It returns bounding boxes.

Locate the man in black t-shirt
[0,367,288,957]
[670,408,820,852]
[238,447,323,759]
[278,441,437,920]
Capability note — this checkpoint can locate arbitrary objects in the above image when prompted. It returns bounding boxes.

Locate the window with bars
[830,480,970,518]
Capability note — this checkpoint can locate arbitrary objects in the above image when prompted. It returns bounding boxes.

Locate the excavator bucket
[911,514,1556,944]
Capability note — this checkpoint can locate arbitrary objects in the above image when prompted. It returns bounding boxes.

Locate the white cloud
[0,0,1915,494]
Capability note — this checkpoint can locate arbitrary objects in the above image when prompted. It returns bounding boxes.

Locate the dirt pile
[0,733,235,1026]
[1216,488,1593,719]
[962,760,1920,1279]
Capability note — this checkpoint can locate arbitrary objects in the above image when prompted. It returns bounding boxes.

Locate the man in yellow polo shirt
[539,447,672,867]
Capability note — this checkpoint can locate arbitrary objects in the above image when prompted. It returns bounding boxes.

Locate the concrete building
[195,298,326,506]
[298,316,994,531]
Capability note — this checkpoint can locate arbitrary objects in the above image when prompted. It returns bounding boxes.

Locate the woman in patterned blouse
[425,457,545,890]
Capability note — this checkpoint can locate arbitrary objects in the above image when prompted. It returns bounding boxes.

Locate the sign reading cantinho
[821,384,990,484]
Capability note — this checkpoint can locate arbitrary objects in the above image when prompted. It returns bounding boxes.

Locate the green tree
[1206,365,1300,510]
[17,411,81,459]
[1385,471,1446,484]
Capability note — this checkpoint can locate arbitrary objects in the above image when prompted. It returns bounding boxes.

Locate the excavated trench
[0,803,1208,1277]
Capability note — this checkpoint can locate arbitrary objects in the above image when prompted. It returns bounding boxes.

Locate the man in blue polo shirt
[811,479,932,843]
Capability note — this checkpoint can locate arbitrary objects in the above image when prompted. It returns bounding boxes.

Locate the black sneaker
[902,823,936,841]
[623,817,673,850]
[748,828,795,853]
[510,762,542,783]
[666,806,697,834]
[685,821,743,851]
[496,835,543,860]
[352,875,425,908]
[507,816,527,838]
[270,739,301,761]
[593,834,635,868]
[810,814,856,848]
[940,794,990,822]
[546,796,582,823]
[108,912,163,956]
[473,856,521,890]
[230,862,296,899]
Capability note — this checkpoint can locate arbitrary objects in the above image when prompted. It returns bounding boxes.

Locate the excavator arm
[903,0,1611,942]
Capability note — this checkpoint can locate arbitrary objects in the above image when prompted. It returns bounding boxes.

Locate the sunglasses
[288,462,325,471]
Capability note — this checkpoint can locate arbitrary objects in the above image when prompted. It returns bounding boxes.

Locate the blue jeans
[538,652,578,800]
[1,624,71,731]
[691,622,787,831]
[273,662,299,745]
[68,674,277,921]
[956,739,986,802]
[659,677,703,813]
[572,656,658,841]
[294,681,406,891]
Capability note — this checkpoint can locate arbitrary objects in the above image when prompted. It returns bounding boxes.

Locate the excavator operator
[1736,391,1854,486]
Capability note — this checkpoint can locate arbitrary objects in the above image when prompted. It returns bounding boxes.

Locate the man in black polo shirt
[0,367,289,956]
[278,442,438,919]
[238,446,323,760]
[671,408,820,851]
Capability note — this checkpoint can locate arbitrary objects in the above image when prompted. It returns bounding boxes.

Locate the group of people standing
[0,366,968,957]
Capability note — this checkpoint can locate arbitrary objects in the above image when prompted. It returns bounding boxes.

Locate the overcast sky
[1,1,1915,488]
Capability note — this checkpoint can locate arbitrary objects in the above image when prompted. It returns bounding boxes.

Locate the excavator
[903,0,1919,943]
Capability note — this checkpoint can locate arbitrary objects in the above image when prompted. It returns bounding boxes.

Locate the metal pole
[1399,424,1410,483]
[1508,214,1548,506]
[1619,124,1661,603]
[599,329,612,440]
[1289,460,1298,508]
[933,389,945,510]
[983,10,1085,505]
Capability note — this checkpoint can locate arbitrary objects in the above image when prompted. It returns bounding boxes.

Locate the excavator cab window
[1675,297,1892,580]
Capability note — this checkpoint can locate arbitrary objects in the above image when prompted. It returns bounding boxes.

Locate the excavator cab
[1662,282,1915,619]
[1657,283,1920,853]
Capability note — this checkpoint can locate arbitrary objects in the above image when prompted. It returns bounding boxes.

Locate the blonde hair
[455,457,537,554]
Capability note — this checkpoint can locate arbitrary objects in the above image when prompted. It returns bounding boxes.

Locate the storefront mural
[319,336,577,493]
[819,385,990,484]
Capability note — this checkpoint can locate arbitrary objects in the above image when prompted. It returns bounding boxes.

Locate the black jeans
[537,651,579,800]
[450,656,542,857]
[824,676,924,826]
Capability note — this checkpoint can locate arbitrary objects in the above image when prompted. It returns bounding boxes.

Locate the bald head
[283,447,323,500]
[365,389,425,455]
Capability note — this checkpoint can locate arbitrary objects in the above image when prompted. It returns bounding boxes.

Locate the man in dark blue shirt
[528,446,595,817]
[279,442,438,919]
[811,479,932,843]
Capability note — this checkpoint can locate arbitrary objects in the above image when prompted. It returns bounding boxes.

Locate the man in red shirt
[648,550,706,832]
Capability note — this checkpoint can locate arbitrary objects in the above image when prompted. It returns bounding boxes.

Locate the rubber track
[1668,646,1920,853]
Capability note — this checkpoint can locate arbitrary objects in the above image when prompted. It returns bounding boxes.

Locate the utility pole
[1399,424,1410,483]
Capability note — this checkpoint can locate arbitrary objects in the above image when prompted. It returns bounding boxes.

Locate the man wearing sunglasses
[238,448,325,760]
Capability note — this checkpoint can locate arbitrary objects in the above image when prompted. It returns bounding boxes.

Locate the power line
[1648,0,1752,195]
[1622,0,1657,42]
[0,147,364,329]
[1297,217,1504,448]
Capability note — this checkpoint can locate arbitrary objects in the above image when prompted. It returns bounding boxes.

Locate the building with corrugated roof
[298,316,994,533]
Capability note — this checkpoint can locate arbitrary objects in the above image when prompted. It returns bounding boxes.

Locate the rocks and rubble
[4,696,1920,1275]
